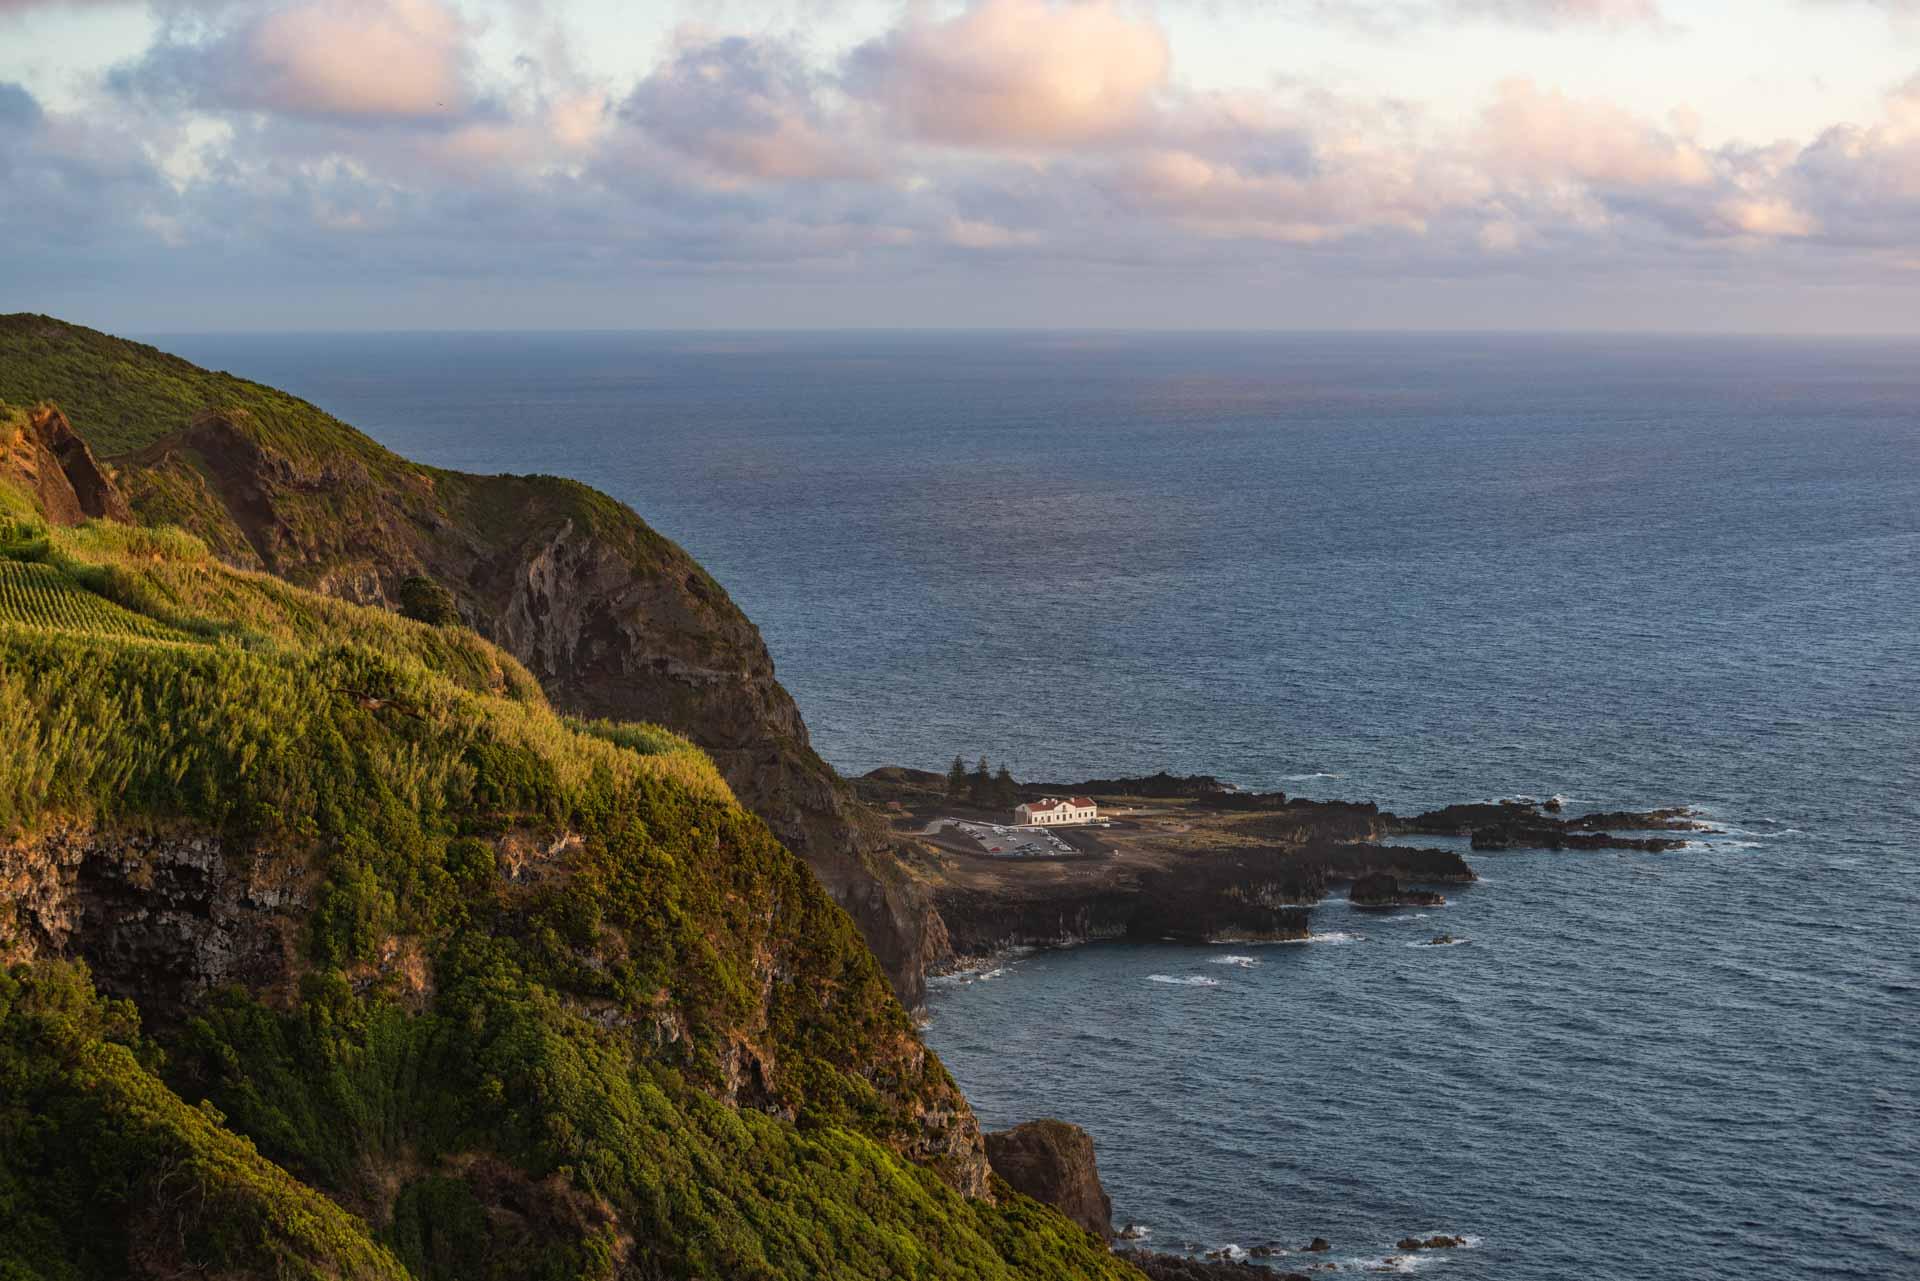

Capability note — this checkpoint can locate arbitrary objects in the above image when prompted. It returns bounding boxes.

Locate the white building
[1014,795,1098,826]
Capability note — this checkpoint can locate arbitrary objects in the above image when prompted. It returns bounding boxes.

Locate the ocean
[153,330,1919,1279]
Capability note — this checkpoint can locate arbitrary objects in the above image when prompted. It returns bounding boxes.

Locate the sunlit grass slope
[0,477,1137,1280]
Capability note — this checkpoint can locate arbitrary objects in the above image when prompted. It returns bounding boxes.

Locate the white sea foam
[929,955,1024,987]
[1209,955,1260,967]
[1407,938,1468,948]
[1270,930,1364,946]
[1383,912,1429,922]
[1279,771,1342,781]
[1147,974,1222,986]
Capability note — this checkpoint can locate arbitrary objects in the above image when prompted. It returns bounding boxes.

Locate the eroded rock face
[984,1119,1113,1237]
[1,405,132,527]
[0,823,311,1021]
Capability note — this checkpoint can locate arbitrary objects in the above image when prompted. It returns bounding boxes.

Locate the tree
[397,575,459,627]
[946,755,968,799]
[970,756,991,805]
[992,764,1018,809]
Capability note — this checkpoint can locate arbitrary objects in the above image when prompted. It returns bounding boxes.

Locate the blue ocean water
[154,331,1919,1279]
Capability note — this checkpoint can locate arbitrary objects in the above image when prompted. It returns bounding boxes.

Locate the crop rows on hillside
[0,559,192,643]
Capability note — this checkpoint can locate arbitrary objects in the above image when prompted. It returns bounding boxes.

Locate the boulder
[983,1119,1113,1238]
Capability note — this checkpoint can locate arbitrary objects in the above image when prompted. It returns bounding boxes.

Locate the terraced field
[0,558,193,642]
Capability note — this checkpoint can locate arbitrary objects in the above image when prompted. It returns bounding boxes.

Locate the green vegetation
[0,313,397,463]
[948,754,1019,808]
[0,461,1137,1277]
[0,560,193,643]
[397,574,460,626]
[0,961,409,1281]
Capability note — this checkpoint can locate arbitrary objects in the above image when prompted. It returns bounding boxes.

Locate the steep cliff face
[0,315,935,1006]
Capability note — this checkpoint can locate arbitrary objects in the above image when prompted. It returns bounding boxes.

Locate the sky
[3,0,1919,333]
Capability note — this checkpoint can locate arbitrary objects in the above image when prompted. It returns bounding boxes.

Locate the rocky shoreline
[860,767,1701,991]
[893,774,1702,1273]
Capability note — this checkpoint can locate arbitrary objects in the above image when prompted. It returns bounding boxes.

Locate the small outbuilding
[1014,796,1098,826]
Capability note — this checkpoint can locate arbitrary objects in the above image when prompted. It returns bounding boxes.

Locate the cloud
[850,0,1170,147]
[124,0,472,121]
[1449,0,1663,26]
[0,81,43,128]
[620,35,878,183]
[1481,79,1713,188]
[8,0,1920,329]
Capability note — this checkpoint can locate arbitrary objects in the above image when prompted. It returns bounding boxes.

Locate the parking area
[944,820,1081,859]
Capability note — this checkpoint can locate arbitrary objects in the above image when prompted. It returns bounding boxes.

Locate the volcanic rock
[983,1119,1114,1238]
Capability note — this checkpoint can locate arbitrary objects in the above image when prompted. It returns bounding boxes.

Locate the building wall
[1016,803,1096,826]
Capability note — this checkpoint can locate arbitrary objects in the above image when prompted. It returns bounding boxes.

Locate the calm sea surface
[154,332,1919,1279]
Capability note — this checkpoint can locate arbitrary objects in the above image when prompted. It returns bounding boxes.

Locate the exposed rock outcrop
[1031,772,1236,799]
[1348,873,1447,909]
[984,1119,1113,1237]
[1399,800,1702,852]
[0,823,311,1022]
[0,404,131,527]
[930,840,1474,964]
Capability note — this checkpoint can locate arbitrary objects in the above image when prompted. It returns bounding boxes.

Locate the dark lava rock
[1470,822,1684,853]
[1396,1234,1467,1250]
[1304,1238,1332,1252]
[1348,873,1446,909]
[1404,801,1698,853]
[1119,1251,1300,1280]
[1038,771,1236,798]
[983,1119,1113,1237]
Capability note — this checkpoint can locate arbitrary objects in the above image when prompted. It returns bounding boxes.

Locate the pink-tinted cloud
[851,0,1170,147]
[1481,79,1714,189]
[241,0,467,118]
[124,0,473,120]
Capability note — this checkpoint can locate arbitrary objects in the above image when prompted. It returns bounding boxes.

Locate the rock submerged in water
[1396,1234,1467,1250]
[982,1119,1113,1238]
[1304,1237,1332,1252]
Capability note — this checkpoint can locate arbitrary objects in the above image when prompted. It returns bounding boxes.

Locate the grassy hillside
[0,478,1137,1279]
[0,315,945,1012]
[0,313,395,463]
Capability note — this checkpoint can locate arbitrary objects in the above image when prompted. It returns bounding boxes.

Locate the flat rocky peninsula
[854,769,1714,971]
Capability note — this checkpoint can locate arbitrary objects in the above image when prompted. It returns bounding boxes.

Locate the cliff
[0,467,1138,1279]
[0,314,937,1007]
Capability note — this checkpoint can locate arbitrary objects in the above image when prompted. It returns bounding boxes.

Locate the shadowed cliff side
[0,314,938,1007]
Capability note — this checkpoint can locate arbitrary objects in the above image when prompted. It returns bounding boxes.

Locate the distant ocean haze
[153,329,1920,1279]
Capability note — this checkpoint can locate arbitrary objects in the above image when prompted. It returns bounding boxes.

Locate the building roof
[1020,796,1097,812]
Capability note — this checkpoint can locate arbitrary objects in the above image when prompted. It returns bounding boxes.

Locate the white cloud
[850,0,1171,147]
